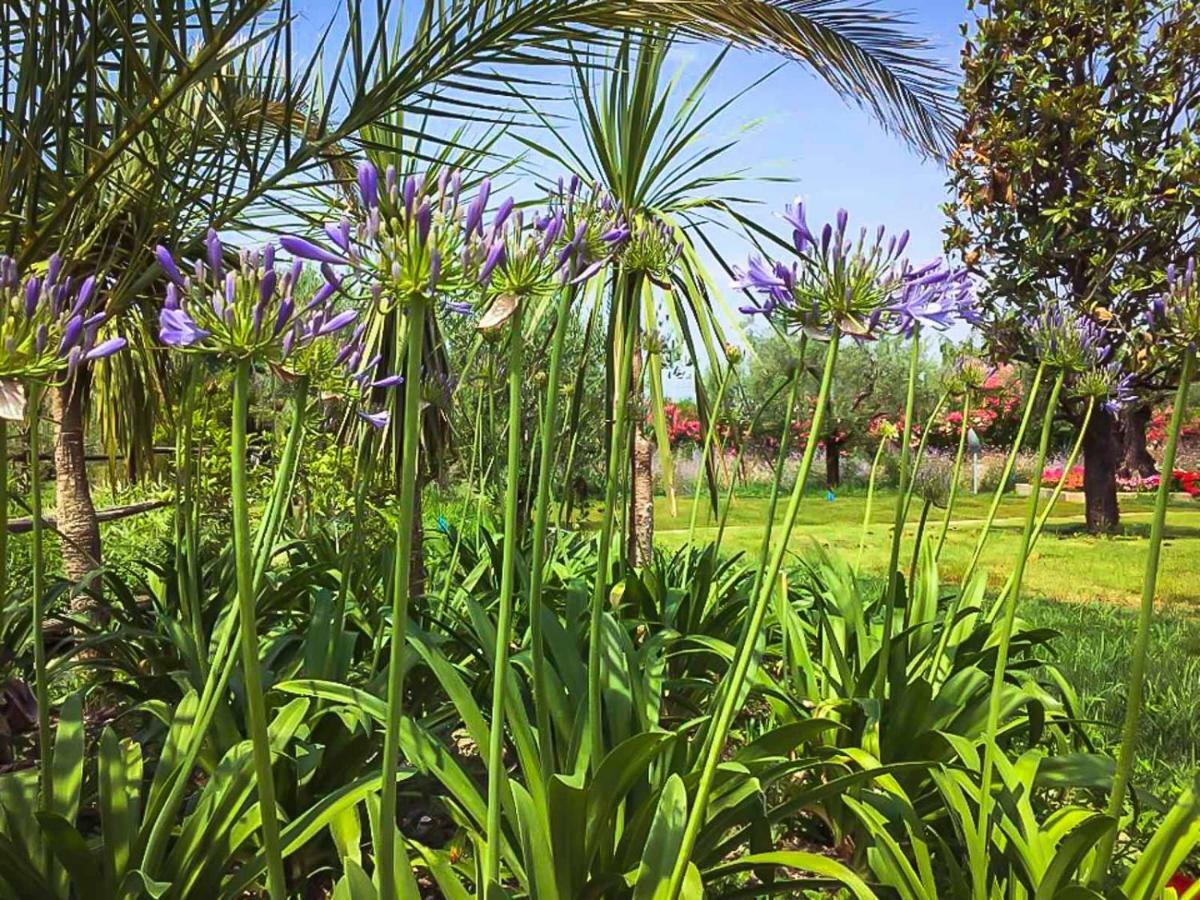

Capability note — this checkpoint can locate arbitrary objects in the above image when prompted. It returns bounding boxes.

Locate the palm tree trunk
[53,371,103,606]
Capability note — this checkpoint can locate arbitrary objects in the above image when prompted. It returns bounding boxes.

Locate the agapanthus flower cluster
[733,200,974,339]
[468,179,625,330]
[944,356,991,395]
[156,233,356,364]
[1149,257,1199,354]
[1027,304,1110,373]
[616,213,680,289]
[1027,303,1134,411]
[0,254,125,388]
[283,163,470,314]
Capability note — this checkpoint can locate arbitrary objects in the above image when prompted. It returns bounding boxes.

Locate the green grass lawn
[652,489,1200,606]
[652,488,1200,789]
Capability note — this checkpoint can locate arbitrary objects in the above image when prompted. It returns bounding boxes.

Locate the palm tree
[519,22,951,566]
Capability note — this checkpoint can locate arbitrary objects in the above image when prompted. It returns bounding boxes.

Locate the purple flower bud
[290,259,303,286]
[165,283,180,311]
[896,230,910,256]
[279,235,347,266]
[156,246,186,287]
[58,315,84,356]
[316,309,358,336]
[225,272,236,308]
[24,278,40,318]
[206,229,223,280]
[85,337,126,361]
[325,220,351,253]
[372,374,404,388]
[479,242,506,283]
[311,281,338,308]
[835,208,848,235]
[35,325,47,353]
[386,165,397,198]
[403,175,417,216]
[259,269,277,306]
[75,275,97,313]
[282,329,295,357]
[358,162,379,209]
[274,297,294,335]
[492,196,515,233]
[263,242,275,272]
[465,179,491,235]
[358,409,390,430]
[445,300,473,316]
[47,253,63,286]
[429,249,441,290]
[416,201,432,246]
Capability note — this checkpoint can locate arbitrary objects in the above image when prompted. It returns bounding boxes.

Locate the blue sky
[290,0,971,392]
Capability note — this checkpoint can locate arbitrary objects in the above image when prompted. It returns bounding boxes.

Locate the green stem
[666,331,841,900]
[378,296,427,900]
[973,370,1064,897]
[528,284,574,776]
[252,374,310,588]
[958,364,1046,589]
[684,366,734,554]
[28,384,51,811]
[876,325,921,697]
[176,365,206,678]
[587,275,640,769]
[752,365,804,588]
[986,398,1095,620]
[935,390,974,561]
[856,435,888,569]
[483,303,525,893]
[0,418,8,612]
[1093,350,1195,881]
[231,360,287,900]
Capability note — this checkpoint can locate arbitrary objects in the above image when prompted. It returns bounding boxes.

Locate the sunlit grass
[652,491,1200,606]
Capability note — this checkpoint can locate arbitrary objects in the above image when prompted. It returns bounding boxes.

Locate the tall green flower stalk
[27,385,51,810]
[527,283,576,775]
[174,364,205,675]
[1094,349,1195,879]
[230,360,288,900]
[378,296,428,900]
[856,429,891,568]
[587,274,640,767]
[252,373,311,587]
[935,389,974,560]
[0,419,8,609]
[483,303,525,891]
[683,362,735,553]
[972,370,1064,896]
[666,329,841,900]
[875,324,921,697]
[958,363,1046,588]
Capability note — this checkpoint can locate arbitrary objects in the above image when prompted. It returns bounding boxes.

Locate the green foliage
[945,0,1200,384]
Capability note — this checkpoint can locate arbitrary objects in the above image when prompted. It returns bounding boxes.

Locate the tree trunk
[627,329,654,567]
[1082,404,1120,534]
[53,372,103,605]
[825,435,841,489]
[1119,402,1157,478]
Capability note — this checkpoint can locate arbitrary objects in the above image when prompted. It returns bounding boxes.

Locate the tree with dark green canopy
[945,0,1200,532]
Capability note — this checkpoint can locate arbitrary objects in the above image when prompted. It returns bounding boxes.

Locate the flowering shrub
[933,362,1024,445]
[1041,465,1200,496]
